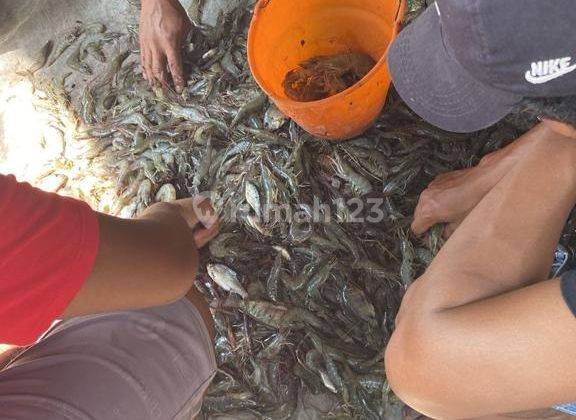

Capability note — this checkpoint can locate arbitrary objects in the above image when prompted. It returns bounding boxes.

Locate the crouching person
[384,0,576,418]
[0,174,218,419]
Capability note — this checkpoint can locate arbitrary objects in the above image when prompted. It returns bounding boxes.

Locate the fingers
[171,196,219,230]
[411,189,442,236]
[412,213,444,237]
[139,196,220,250]
[428,170,465,187]
[411,212,437,237]
[141,42,186,91]
[181,197,220,248]
[142,48,152,82]
[139,31,151,82]
[169,197,220,248]
[193,217,220,248]
[139,0,190,91]
[166,41,185,93]
[195,200,219,231]
[170,197,199,226]
[151,50,169,88]
[142,45,155,84]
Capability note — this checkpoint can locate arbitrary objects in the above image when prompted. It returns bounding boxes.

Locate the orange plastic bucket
[248,0,406,140]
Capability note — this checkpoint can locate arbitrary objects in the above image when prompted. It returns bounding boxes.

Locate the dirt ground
[0,0,241,179]
[0,0,132,179]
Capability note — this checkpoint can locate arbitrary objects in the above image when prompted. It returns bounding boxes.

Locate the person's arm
[0,174,217,345]
[63,198,218,318]
[385,124,576,418]
[139,0,191,92]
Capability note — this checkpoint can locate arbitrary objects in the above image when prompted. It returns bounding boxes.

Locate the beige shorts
[0,299,216,419]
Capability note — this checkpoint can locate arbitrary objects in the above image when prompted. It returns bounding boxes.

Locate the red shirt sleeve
[0,174,100,345]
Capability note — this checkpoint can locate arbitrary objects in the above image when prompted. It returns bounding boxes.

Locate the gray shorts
[0,299,217,419]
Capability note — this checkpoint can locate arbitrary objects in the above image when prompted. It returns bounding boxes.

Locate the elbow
[161,243,198,304]
[164,264,196,304]
[152,221,199,304]
[385,316,474,420]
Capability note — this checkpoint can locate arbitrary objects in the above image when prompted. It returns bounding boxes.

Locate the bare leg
[386,123,576,419]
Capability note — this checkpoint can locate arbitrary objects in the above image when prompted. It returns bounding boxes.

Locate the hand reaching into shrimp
[139,0,191,92]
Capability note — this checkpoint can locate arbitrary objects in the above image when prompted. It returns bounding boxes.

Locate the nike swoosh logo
[525,64,576,84]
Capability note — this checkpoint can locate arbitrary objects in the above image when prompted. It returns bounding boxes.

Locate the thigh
[0,299,216,420]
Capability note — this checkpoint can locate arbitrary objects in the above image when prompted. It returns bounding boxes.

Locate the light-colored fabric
[0,298,216,419]
[555,403,576,416]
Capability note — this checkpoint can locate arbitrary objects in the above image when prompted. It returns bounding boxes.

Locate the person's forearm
[407,123,576,314]
[62,204,198,318]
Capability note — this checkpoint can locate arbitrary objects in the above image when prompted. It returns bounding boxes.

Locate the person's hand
[140,196,220,250]
[163,196,220,248]
[412,122,562,237]
[139,0,191,92]
[411,168,482,237]
[412,139,525,236]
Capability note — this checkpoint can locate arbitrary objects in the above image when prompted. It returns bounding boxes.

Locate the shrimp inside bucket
[283,52,376,102]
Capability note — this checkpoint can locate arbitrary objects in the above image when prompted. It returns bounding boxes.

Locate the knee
[384,300,467,419]
[385,318,438,417]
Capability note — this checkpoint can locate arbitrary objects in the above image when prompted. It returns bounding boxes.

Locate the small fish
[207,263,248,298]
